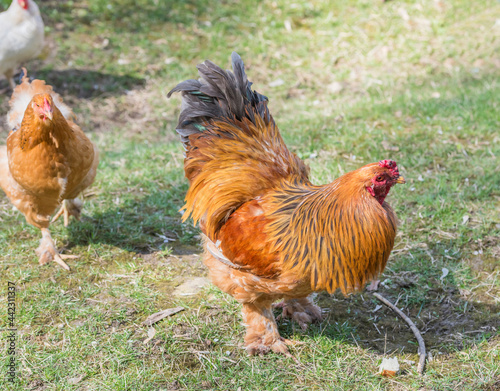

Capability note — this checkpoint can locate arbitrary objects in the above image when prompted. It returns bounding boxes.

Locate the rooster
[0,0,44,90]
[0,70,99,270]
[168,53,405,355]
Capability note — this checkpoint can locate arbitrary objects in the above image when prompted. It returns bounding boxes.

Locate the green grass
[1,0,499,390]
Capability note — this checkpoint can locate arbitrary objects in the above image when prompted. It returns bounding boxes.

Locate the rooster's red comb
[379,160,400,177]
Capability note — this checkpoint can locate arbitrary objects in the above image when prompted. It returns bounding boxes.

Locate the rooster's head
[362,160,405,205]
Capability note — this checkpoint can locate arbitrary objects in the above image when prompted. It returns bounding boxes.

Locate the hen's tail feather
[167,52,271,146]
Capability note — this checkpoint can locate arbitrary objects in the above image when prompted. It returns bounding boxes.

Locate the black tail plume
[167,52,271,145]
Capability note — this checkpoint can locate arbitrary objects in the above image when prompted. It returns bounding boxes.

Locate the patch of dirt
[169,253,206,278]
[481,376,500,391]
[27,378,46,390]
[173,277,211,297]
[316,284,500,355]
[140,250,208,307]
[172,244,202,256]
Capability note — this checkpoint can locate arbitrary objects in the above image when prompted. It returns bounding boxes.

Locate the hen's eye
[376,176,384,182]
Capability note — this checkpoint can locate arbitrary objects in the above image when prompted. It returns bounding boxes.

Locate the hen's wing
[0,145,20,204]
[0,145,52,228]
[62,135,99,200]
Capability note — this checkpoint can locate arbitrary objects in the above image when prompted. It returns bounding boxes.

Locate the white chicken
[0,0,44,89]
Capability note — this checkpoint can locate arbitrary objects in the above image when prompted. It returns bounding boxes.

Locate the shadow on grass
[0,69,145,101]
[274,252,500,356]
[24,69,146,99]
[65,186,198,255]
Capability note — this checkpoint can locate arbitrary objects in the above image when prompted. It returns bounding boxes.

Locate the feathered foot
[274,296,323,331]
[52,198,83,227]
[35,228,78,271]
[242,301,295,357]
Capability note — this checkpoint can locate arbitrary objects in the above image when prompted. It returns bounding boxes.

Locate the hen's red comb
[43,97,52,112]
[18,0,28,10]
[379,159,400,177]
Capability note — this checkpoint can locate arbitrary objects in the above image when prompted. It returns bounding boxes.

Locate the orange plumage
[0,70,98,270]
[169,53,405,355]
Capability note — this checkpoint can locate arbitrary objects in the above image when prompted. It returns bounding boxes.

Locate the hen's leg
[274,296,322,330]
[36,228,78,271]
[52,199,83,227]
[242,300,294,356]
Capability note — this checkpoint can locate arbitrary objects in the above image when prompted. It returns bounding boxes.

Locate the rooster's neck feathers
[264,178,396,294]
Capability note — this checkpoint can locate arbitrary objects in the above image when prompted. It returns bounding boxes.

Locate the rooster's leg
[242,300,292,356]
[36,228,78,271]
[52,198,83,227]
[274,296,322,330]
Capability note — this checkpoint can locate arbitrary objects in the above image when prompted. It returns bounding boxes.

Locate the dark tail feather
[167,52,271,145]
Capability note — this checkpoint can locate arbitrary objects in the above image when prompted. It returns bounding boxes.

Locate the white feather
[0,0,44,78]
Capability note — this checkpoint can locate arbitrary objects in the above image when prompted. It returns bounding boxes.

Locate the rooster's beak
[394,176,406,184]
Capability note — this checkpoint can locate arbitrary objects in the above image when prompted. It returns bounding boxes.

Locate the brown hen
[0,70,98,270]
[168,53,405,355]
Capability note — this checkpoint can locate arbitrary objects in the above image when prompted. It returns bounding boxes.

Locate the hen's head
[17,0,28,10]
[359,160,405,205]
[31,94,54,124]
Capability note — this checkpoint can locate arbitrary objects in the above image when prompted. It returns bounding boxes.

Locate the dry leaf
[143,327,156,344]
[68,375,84,385]
[328,81,343,94]
[269,79,284,87]
[372,304,383,313]
[381,141,399,152]
[440,268,449,282]
[142,306,185,326]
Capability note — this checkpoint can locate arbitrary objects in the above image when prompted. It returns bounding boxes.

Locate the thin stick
[372,292,426,375]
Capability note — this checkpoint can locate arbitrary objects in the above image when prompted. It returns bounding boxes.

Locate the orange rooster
[168,53,405,355]
[0,70,98,270]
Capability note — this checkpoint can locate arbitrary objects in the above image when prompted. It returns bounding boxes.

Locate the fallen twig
[372,292,426,375]
[142,306,185,326]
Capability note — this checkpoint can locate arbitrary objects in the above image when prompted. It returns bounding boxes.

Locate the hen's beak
[394,176,406,184]
[43,98,53,121]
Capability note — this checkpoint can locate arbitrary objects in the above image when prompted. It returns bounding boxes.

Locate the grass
[0,0,499,389]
